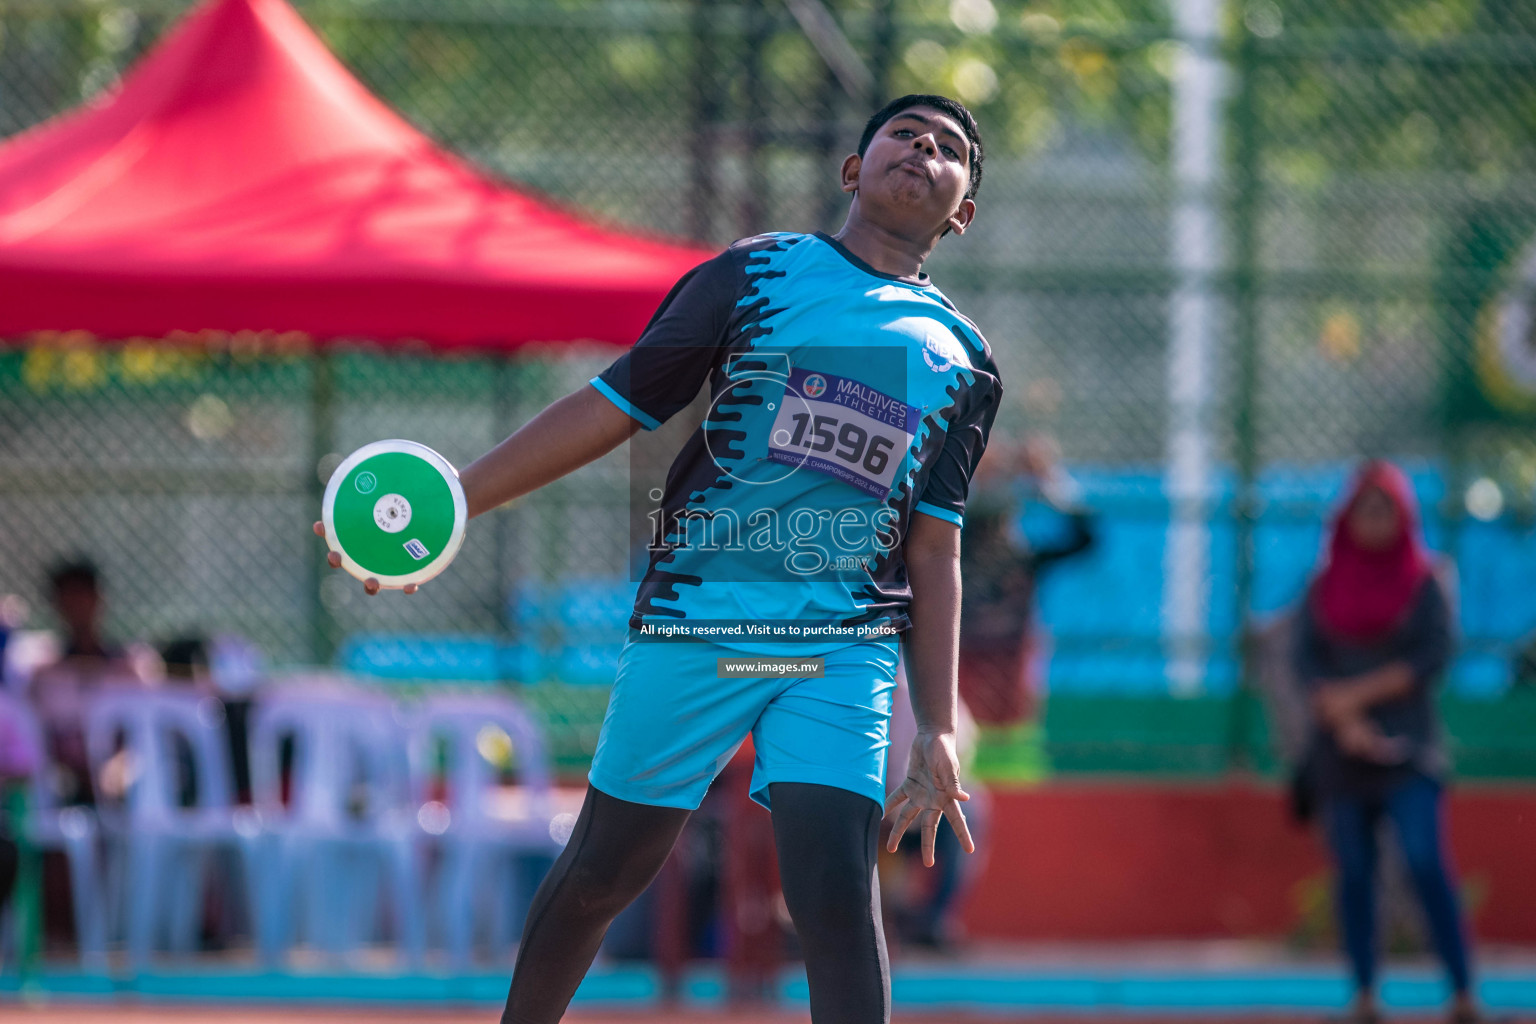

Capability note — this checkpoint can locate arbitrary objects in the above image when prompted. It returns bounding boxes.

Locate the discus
[321,439,467,589]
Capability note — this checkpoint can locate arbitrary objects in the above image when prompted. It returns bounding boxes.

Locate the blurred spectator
[159,636,217,810]
[1291,460,1486,1024]
[0,603,16,917]
[652,738,783,1004]
[209,634,265,806]
[0,599,10,688]
[27,559,151,948]
[45,561,126,669]
[1514,628,1536,690]
[1,594,58,696]
[159,635,254,950]
[882,665,984,952]
[0,696,41,920]
[29,559,151,807]
[160,636,212,690]
[881,436,1090,951]
[958,435,1095,726]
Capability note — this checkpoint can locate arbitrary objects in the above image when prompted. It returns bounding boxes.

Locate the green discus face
[321,440,466,588]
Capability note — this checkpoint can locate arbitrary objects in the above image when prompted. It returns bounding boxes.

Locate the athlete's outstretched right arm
[459,246,742,521]
[316,248,743,593]
[460,383,642,518]
[312,382,643,594]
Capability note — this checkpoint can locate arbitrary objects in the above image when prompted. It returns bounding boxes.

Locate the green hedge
[1020,691,1536,781]
[513,683,1536,782]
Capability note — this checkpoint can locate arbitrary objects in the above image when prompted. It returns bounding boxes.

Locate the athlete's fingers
[888,801,921,852]
[887,801,922,853]
[920,809,940,867]
[403,583,419,596]
[364,577,381,596]
[883,788,910,819]
[316,521,343,569]
[943,799,976,854]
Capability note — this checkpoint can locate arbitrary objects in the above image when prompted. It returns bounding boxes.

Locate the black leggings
[500,782,889,1024]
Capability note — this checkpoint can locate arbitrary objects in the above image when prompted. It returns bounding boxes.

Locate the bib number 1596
[767,368,918,498]
[781,413,895,475]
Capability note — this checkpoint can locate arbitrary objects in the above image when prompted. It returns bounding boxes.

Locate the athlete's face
[842,106,976,241]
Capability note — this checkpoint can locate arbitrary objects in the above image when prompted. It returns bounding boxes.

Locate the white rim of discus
[321,439,468,589]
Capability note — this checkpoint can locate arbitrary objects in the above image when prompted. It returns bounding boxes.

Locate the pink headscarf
[1311,460,1435,642]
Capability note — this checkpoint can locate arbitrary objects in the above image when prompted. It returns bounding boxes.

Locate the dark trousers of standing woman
[1323,772,1473,996]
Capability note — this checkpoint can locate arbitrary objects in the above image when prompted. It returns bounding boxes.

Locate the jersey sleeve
[589,248,744,430]
[914,330,1003,527]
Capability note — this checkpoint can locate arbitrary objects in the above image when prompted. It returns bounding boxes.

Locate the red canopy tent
[0,0,710,350]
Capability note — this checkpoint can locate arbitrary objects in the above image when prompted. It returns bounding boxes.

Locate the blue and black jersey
[591,231,1002,652]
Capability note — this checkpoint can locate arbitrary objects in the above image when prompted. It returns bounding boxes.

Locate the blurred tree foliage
[1253,0,1536,188]
[4,0,1533,218]
[875,0,1173,161]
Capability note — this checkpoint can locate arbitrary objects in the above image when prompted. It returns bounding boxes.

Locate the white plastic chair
[0,691,106,967]
[248,682,424,967]
[82,685,257,967]
[411,693,561,968]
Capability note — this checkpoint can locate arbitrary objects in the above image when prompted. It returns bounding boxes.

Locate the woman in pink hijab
[1293,461,1485,1024]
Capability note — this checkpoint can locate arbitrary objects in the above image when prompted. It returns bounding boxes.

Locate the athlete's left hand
[884,731,976,867]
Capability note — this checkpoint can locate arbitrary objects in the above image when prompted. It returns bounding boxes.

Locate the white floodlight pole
[1163,0,1227,696]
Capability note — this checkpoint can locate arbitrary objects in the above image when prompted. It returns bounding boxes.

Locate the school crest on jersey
[922,331,967,373]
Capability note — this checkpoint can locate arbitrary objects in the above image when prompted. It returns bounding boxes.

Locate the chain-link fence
[3,0,1536,772]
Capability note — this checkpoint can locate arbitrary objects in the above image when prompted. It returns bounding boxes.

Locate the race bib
[766,368,919,497]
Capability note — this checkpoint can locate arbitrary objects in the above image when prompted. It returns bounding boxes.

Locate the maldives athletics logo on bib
[802,373,828,398]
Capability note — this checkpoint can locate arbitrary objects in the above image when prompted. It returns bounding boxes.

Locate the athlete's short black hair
[858,94,984,201]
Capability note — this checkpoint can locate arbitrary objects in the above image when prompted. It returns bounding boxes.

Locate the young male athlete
[316,94,999,1023]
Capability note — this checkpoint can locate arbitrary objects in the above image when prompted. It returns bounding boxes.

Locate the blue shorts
[588,630,900,811]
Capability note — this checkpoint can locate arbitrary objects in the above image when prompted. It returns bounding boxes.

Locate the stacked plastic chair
[82,685,257,967]
[411,693,562,969]
[247,680,424,967]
